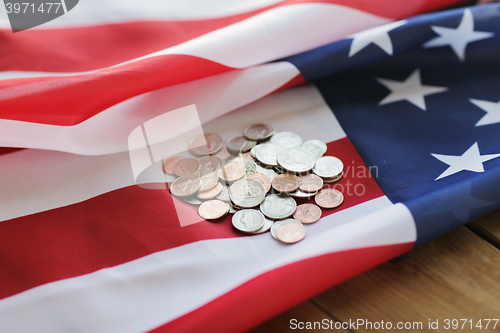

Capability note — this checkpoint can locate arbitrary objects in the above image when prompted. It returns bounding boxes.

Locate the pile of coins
[164,123,345,244]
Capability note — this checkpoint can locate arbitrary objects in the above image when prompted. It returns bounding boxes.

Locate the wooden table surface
[251,209,500,332]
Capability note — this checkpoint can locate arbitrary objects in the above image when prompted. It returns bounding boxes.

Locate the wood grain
[468,210,500,249]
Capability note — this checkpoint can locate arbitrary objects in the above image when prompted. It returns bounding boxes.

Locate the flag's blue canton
[286,4,500,246]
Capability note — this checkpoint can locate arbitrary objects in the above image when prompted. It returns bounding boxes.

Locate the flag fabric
[1,1,499,332]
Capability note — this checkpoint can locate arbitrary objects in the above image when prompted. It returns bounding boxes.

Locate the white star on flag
[470,98,500,126]
[423,9,494,61]
[348,20,406,57]
[377,68,448,110]
[431,142,500,180]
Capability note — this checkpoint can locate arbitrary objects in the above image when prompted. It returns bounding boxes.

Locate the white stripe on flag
[0,199,415,333]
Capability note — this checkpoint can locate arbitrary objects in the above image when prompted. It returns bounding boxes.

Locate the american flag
[1,0,499,332]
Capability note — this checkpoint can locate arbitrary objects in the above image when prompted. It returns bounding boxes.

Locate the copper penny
[246,173,271,193]
[170,175,201,197]
[322,171,343,183]
[293,203,322,224]
[299,174,324,193]
[272,174,300,193]
[189,133,224,156]
[197,182,223,200]
[217,162,246,182]
[315,188,344,209]
[162,156,185,175]
[226,136,256,154]
[173,158,201,177]
[198,199,229,220]
[276,222,306,244]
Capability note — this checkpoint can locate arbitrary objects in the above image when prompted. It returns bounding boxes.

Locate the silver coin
[255,143,280,166]
[277,147,315,173]
[228,203,239,214]
[198,171,219,191]
[250,144,260,159]
[227,156,257,175]
[232,209,265,232]
[226,136,256,153]
[249,217,274,234]
[270,131,302,148]
[183,195,204,205]
[270,219,303,239]
[289,188,317,198]
[313,156,343,178]
[170,175,201,197]
[198,156,222,175]
[229,179,266,208]
[322,171,343,183]
[243,123,274,141]
[216,184,231,202]
[259,194,297,220]
[302,140,327,159]
[255,164,278,181]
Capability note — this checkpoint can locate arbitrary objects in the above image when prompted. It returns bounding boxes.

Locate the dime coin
[183,195,204,206]
[226,136,256,154]
[315,188,344,208]
[270,131,302,148]
[299,174,323,193]
[289,188,317,198]
[322,171,343,183]
[270,218,302,239]
[170,175,201,197]
[255,144,280,166]
[249,217,274,234]
[243,123,274,141]
[276,222,306,244]
[293,203,322,224]
[302,140,327,159]
[162,156,185,175]
[272,174,300,193]
[277,147,315,173]
[255,164,278,181]
[197,182,223,200]
[229,179,266,208]
[189,133,224,156]
[217,184,231,202]
[250,144,261,159]
[173,158,201,177]
[232,209,265,232]
[198,156,222,174]
[228,157,256,175]
[218,162,246,182]
[260,194,297,220]
[198,171,219,191]
[198,200,229,220]
[246,173,271,193]
[313,156,343,178]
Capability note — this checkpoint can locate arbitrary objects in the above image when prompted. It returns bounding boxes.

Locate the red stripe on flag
[0,0,465,73]
[150,242,414,333]
[0,137,383,300]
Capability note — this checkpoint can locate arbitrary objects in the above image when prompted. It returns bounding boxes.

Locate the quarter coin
[277,147,315,173]
[246,173,272,193]
[226,136,256,154]
[173,158,201,177]
[260,194,297,220]
[313,156,343,178]
[198,171,219,191]
[197,182,223,200]
[249,218,274,234]
[198,156,222,174]
[299,174,323,193]
[315,188,344,208]
[162,156,185,175]
[302,140,327,159]
[276,222,306,244]
[218,162,246,182]
[170,175,201,197]
[198,200,229,220]
[229,179,266,208]
[255,144,280,166]
[270,131,302,148]
[243,123,274,141]
[272,174,300,193]
[232,209,265,232]
[293,203,322,224]
[270,218,302,239]
[189,133,224,156]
